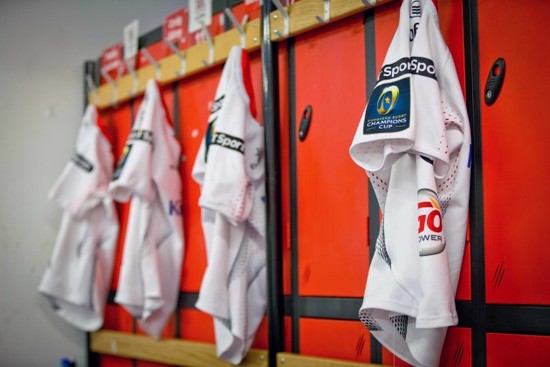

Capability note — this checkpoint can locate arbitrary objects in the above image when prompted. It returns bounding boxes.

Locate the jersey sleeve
[49,105,113,218]
[199,47,255,224]
[349,76,417,174]
[109,83,158,204]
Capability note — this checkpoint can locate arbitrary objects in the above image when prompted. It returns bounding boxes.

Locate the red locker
[299,318,373,363]
[294,13,369,299]
[487,333,550,366]
[479,0,550,305]
[439,327,472,367]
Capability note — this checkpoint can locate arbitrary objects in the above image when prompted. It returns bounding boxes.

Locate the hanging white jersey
[192,46,266,365]
[39,105,119,331]
[349,0,471,366]
[109,80,184,338]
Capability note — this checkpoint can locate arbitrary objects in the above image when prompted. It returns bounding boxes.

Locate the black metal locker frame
[463,0,487,365]
[261,1,286,364]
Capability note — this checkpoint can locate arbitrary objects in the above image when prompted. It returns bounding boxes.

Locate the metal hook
[100,68,118,105]
[125,59,139,96]
[271,0,289,39]
[141,48,161,80]
[200,21,214,66]
[224,8,246,48]
[241,14,249,27]
[361,0,377,6]
[164,39,187,77]
[315,0,331,23]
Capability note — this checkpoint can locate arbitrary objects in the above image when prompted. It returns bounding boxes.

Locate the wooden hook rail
[89,0,391,109]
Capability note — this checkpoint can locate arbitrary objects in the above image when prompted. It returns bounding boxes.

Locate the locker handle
[298,105,313,142]
[484,58,506,106]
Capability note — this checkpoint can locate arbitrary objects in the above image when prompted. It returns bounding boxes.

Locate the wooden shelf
[90,330,267,367]
[276,352,390,367]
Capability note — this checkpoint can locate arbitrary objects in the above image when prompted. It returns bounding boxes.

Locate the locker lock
[484,58,506,106]
[299,105,313,142]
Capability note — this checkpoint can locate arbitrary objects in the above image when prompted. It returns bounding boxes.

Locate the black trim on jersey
[364,8,383,365]
[464,1,487,366]
[71,152,94,172]
[129,129,153,144]
[210,95,225,114]
[378,56,438,82]
[288,36,300,354]
[262,2,285,365]
[210,131,245,154]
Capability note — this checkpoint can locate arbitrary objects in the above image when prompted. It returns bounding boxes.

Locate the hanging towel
[349,0,471,366]
[110,80,184,338]
[39,105,119,331]
[192,46,266,365]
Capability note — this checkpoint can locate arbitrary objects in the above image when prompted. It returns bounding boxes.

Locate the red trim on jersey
[418,201,434,209]
[154,80,175,129]
[241,50,257,120]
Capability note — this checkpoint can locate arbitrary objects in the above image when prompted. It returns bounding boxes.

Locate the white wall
[0,1,185,366]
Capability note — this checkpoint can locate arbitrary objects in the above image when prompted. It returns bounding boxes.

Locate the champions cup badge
[376,85,399,115]
[417,188,446,256]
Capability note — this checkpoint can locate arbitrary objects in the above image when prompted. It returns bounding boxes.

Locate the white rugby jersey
[39,105,119,331]
[110,80,184,338]
[192,46,266,364]
[349,0,471,366]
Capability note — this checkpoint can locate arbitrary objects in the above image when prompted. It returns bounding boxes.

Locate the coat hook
[141,48,161,80]
[100,68,118,105]
[361,0,377,6]
[224,8,246,48]
[200,21,214,66]
[164,39,187,76]
[125,59,139,96]
[271,0,289,38]
[241,14,249,27]
[315,0,331,23]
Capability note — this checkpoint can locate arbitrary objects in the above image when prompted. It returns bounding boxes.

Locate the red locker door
[294,13,369,300]
[479,1,550,305]
[292,12,371,363]
[487,334,550,366]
